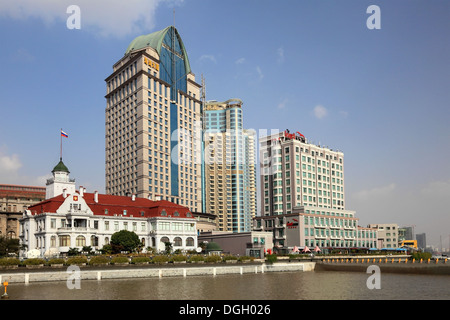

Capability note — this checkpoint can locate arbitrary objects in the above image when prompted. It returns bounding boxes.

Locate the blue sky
[0,0,449,248]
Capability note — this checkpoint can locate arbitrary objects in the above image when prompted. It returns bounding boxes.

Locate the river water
[4,269,449,300]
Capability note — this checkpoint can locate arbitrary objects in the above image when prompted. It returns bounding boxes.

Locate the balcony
[314,234,327,239]
[57,227,98,234]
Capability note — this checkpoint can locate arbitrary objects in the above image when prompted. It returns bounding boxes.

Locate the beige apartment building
[260,130,346,215]
[104,26,203,212]
[368,223,399,248]
[0,184,46,238]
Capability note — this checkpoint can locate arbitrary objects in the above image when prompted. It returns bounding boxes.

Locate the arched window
[104,237,109,244]
[141,238,146,246]
[161,210,167,216]
[174,237,182,247]
[59,235,71,247]
[50,236,56,248]
[160,236,169,243]
[76,235,86,247]
[173,211,180,217]
[91,236,98,247]
[186,237,194,246]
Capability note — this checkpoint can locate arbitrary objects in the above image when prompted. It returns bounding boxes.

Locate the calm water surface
[5,270,449,300]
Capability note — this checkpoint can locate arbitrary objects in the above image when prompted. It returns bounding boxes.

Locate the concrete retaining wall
[0,262,316,284]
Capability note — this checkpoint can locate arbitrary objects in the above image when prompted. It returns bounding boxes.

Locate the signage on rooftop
[144,57,159,71]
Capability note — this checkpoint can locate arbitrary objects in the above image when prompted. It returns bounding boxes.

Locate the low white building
[19,160,197,257]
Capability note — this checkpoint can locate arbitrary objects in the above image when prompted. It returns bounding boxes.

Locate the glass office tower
[203,99,256,232]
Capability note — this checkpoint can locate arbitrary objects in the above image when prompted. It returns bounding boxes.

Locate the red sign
[73,196,78,201]
[284,130,305,142]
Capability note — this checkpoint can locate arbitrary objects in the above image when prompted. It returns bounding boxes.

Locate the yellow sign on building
[144,57,159,71]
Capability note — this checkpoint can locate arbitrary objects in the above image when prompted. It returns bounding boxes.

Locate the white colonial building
[19,160,197,257]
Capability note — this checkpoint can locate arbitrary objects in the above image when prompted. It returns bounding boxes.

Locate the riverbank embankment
[315,260,450,275]
[0,261,316,284]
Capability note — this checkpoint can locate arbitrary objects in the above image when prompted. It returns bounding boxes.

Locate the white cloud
[277,98,288,109]
[313,105,328,119]
[352,183,396,201]
[256,66,264,80]
[277,47,284,63]
[0,147,50,186]
[0,0,168,38]
[198,54,217,64]
[235,57,245,64]
[0,151,22,174]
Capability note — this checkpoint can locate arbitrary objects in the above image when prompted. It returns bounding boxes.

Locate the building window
[186,237,194,246]
[174,237,182,247]
[59,235,70,247]
[76,235,86,247]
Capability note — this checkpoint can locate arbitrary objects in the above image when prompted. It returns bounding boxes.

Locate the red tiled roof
[27,192,194,219]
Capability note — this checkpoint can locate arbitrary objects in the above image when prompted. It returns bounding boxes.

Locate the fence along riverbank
[315,256,450,275]
[0,261,316,284]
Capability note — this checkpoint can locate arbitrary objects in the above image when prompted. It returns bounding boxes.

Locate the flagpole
[60,128,62,161]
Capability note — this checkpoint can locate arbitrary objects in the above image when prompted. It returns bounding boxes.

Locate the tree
[110,230,140,254]
[0,236,20,257]
[164,241,173,255]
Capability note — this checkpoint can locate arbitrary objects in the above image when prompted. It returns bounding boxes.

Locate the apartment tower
[105,26,202,212]
[203,99,257,232]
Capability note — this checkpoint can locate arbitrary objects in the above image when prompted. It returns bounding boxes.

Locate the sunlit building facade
[105,26,202,212]
[203,99,256,232]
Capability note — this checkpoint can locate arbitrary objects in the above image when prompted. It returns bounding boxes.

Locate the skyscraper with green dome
[105,26,203,212]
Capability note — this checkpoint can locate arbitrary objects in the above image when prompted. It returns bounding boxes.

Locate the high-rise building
[260,130,347,215]
[203,99,257,232]
[416,233,426,250]
[105,26,203,212]
[258,130,358,249]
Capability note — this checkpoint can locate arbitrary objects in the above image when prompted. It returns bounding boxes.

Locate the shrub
[131,256,151,264]
[111,256,129,264]
[67,256,88,265]
[152,255,169,264]
[266,254,277,264]
[411,252,432,261]
[48,258,65,265]
[23,258,46,266]
[188,255,204,263]
[89,256,110,265]
[171,254,187,262]
[238,256,254,262]
[223,255,238,261]
[0,258,20,266]
[205,255,222,263]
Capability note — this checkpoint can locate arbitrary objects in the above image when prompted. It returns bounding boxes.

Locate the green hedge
[67,256,88,265]
[23,258,46,265]
[131,256,151,264]
[111,256,129,264]
[171,254,187,262]
[223,255,238,261]
[152,255,169,264]
[48,258,65,265]
[266,254,277,264]
[238,256,254,262]
[89,256,110,265]
[0,258,20,266]
[205,255,222,263]
[188,255,204,262]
